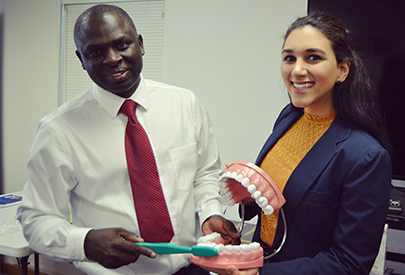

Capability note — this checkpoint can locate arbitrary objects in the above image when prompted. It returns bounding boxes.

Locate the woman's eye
[307,55,322,61]
[283,55,296,62]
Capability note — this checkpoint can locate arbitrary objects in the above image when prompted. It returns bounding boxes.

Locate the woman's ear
[337,60,351,83]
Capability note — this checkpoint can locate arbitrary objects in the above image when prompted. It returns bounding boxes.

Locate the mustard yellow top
[260,111,337,246]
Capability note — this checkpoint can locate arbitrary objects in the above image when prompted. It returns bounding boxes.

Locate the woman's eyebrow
[306,48,326,55]
[282,48,327,55]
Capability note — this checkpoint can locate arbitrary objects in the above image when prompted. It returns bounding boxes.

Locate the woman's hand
[206,265,259,275]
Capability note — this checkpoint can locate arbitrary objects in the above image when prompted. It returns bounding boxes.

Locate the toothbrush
[135,242,218,257]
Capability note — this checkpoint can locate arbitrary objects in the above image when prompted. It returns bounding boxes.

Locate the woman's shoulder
[332,115,389,161]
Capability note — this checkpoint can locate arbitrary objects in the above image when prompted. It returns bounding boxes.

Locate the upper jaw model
[219,160,285,215]
[190,161,286,270]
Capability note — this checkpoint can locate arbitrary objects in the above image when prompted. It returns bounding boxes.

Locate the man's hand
[202,215,241,245]
[84,227,156,269]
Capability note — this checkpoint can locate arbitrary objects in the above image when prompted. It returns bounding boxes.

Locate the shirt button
[72,251,77,257]
[51,250,55,255]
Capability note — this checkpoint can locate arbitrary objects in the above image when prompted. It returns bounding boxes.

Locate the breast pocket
[169,143,198,191]
[302,188,338,244]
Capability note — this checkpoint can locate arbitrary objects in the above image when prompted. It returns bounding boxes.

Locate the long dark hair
[283,12,391,153]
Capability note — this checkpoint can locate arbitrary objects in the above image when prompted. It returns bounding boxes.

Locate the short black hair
[74,4,137,47]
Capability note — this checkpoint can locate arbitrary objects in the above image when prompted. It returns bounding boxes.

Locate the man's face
[75,12,144,98]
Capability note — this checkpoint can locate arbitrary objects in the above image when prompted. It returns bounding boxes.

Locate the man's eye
[118,42,130,50]
[89,50,101,57]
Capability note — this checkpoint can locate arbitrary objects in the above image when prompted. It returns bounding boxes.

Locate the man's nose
[103,49,122,65]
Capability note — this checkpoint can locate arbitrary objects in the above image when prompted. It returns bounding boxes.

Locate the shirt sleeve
[17,119,92,262]
[191,96,226,227]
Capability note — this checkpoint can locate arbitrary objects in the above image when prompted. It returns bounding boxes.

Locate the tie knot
[121,99,137,118]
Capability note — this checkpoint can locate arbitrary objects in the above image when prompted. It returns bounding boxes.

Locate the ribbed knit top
[260,111,337,246]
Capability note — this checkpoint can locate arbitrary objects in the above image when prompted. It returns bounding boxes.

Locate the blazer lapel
[282,114,352,223]
[282,130,337,223]
[256,106,303,165]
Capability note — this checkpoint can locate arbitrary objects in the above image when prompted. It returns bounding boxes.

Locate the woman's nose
[291,60,307,77]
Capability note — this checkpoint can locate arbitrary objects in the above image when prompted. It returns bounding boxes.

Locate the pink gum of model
[220,160,285,215]
[190,233,264,269]
[191,161,285,270]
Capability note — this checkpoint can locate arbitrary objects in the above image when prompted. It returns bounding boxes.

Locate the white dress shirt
[17,76,225,274]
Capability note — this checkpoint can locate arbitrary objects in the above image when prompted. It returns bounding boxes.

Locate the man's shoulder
[42,86,96,123]
[144,78,193,95]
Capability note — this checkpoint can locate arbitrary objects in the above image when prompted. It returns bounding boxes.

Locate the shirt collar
[93,74,149,118]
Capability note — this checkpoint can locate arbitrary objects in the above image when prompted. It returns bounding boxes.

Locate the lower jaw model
[189,232,264,269]
[190,161,286,269]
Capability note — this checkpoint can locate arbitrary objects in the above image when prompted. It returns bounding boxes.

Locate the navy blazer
[246,104,391,274]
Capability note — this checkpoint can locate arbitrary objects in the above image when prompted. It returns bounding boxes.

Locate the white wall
[1,0,61,194]
[1,0,306,273]
[164,0,306,165]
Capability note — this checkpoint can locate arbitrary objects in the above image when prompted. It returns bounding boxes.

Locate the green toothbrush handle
[135,242,190,254]
[135,242,218,257]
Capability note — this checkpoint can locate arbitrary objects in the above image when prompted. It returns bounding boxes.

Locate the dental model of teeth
[189,232,264,269]
[219,161,285,215]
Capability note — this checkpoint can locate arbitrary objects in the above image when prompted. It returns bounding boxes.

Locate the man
[17,4,239,275]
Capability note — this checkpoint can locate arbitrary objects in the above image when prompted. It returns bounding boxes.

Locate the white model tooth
[215,244,225,253]
[257,197,268,208]
[212,232,221,241]
[224,198,235,205]
[223,192,233,200]
[240,244,250,253]
[230,172,238,179]
[219,186,229,194]
[224,195,234,202]
[206,233,218,242]
[197,236,207,243]
[235,174,244,182]
[247,184,256,194]
[222,171,231,179]
[252,191,262,199]
[225,200,235,206]
[241,178,250,187]
[224,245,234,252]
[219,174,227,182]
[249,242,260,251]
[219,180,228,188]
[233,245,241,253]
[263,205,274,215]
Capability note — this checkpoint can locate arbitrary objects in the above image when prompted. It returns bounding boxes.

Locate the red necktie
[121,99,174,243]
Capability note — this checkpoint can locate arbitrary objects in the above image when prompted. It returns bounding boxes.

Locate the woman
[209,12,391,275]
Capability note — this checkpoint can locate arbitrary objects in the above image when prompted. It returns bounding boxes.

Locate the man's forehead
[81,14,135,38]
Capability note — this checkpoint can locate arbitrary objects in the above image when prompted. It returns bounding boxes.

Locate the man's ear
[138,34,145,56]
[76,50,86,70]
[337,60,350,82]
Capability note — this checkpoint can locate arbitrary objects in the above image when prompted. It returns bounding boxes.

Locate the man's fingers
[118,236,157,259]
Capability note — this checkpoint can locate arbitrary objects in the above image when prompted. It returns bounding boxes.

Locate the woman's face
[281,25,349,116]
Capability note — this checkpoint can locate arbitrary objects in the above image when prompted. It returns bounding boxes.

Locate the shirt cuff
[66,227,93,260]
[199,199,226,227]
